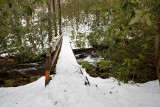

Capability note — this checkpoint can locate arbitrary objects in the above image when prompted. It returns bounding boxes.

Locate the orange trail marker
[45,71,49,80]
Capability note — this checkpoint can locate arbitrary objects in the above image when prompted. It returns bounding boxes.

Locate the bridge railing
[45,36,63,86]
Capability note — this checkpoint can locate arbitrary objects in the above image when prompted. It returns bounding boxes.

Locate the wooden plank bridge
[44,36,90,86]
[45,36,63,86]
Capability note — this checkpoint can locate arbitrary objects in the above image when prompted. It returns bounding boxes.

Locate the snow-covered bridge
[0,36,160,107]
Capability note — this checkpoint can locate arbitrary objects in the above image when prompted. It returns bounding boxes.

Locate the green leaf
[151,1,160,13]
[145,14,152,26]
[129,10,144,25]
[142,43,148,49]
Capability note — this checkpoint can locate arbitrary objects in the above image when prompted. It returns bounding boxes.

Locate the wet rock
[91,52,99,58]
[79,53,88,59]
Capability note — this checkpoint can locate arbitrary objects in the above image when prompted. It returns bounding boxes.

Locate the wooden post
[45,48,51,86]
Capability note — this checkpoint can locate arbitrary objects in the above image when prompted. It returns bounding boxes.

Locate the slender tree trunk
[15,16,22,46]
[52,0,57,37]
[76,0,79,38]
[46,0,53,43]
[96,10,100,26]
[155,10,160,85]
[58,0,62,36]
[26,16,30,27]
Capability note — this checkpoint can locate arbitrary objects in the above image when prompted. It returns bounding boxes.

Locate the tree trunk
[58,0,62,36]
[76,0,79,38]
[46,0,53,43]
[26,16,30,27]
[52,0,57,37]
[155,10,160,85]
[96,10,100,27]
[15,15,22,46]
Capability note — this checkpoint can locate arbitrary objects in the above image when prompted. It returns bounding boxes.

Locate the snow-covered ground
[62,19,92,49]
[0,36,160,107]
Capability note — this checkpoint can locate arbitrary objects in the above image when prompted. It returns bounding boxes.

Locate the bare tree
[46,0,53,42]
[52,0,57,37]
[58,0,62,36]
[155,9,160,85]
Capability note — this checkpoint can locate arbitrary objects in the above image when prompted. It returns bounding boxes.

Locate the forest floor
[0,36,160,107]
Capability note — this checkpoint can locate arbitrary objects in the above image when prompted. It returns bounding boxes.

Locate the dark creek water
[0,48,97,87]
[0,59,46,87]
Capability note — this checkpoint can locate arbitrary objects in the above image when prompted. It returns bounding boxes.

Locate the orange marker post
[45,48,51,86]
[45,70,49,80]
[45,70,50,86]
